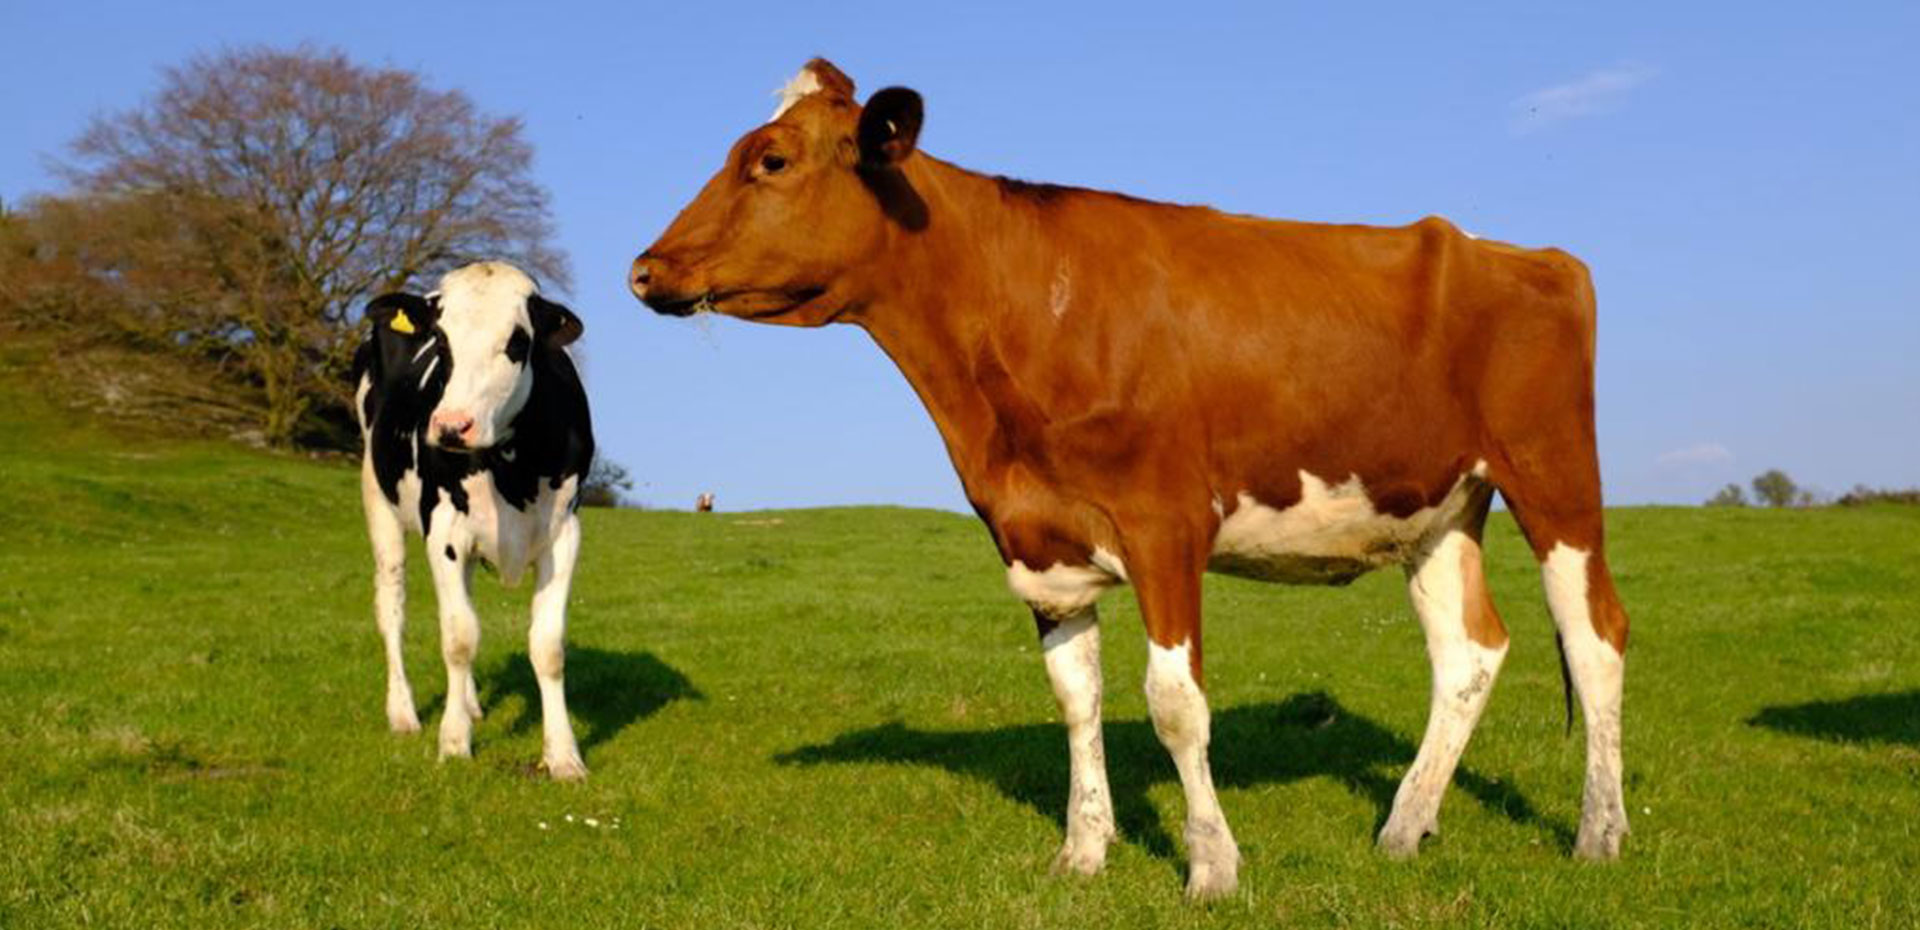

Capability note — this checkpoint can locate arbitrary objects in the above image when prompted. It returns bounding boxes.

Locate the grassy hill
[2,359,1916,928]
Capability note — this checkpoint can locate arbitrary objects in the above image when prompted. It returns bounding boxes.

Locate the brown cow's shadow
[775,691,1567,861]
[1748,690,1920,747]
[478,647,702,751]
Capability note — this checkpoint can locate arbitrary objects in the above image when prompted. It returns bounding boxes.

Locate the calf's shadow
[479,647,702,751]
[776,691,1564,860]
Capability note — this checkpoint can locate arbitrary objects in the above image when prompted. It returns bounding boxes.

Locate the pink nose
[430,411,477,447]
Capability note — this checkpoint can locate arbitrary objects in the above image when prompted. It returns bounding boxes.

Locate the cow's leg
[529,514,586,781]
[1007,554,1118,876]
[1379,514,1509,857]
[364,493,420,733]
[1495,455,1631,859]
[1540,542,1630,858]
[426,526,482,760]
[1036,606,1115,875]
[1131,533,1239,901]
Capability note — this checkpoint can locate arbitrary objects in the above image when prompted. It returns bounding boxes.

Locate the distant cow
[631,60,1630,898]
[696,492,715,512]
[352,262,595,779]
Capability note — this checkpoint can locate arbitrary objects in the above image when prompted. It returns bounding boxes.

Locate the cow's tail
[1554,631,1575,735]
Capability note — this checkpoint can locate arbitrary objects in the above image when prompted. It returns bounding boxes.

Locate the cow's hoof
[1183,826,1239,903]
[388,708,422,734]
[1049,839,1108,877]
[1184,859,1238,903]
[544,753,588,782]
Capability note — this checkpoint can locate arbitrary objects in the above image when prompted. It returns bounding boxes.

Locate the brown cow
[630,59,1630,899]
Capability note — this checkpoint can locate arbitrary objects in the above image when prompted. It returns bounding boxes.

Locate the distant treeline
[1706,469,1919,508]
[1833,487,1920,507]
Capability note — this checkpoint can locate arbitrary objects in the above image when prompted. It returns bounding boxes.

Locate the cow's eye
[758,153,787,176]
[504,328,531,363]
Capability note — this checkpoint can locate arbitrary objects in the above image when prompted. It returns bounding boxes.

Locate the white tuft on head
[770,68,824,121]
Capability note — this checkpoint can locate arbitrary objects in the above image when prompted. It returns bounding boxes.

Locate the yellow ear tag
[390,310,416,334]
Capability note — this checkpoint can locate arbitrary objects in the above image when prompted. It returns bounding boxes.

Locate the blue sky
[7,2,1917,511]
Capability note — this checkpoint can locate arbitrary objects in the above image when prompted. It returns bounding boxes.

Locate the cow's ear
[529,294,583,349]
[367,292,434,339]
[857,87,922,168]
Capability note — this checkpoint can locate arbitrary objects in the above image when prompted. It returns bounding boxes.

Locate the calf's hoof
[1376,816,1437,860]
[388,708,422,734]
[438,732,472,760]
[544,752,588,782]
[1574,820,1627,860]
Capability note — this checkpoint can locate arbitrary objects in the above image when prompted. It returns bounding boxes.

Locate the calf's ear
[857,87,923,168]
[529,294,583,348]
[366,292,435,338]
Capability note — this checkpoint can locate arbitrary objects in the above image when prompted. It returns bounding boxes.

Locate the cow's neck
[853,156,1097,516]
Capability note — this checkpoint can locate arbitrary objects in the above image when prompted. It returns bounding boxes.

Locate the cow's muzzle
[629,253,698,313]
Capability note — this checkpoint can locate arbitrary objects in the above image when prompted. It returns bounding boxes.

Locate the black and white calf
[352,261,595,779]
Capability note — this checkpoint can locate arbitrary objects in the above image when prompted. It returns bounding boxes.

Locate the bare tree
[52,45,568,446]
[579,456,636,509]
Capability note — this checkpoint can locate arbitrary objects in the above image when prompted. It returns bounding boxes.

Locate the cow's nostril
[630,255,660,300]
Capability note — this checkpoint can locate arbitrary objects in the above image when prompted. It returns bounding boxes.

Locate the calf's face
[368,262,581,451]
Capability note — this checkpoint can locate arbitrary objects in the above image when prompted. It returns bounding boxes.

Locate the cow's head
[366,262,582,450]
[630,58,924,327]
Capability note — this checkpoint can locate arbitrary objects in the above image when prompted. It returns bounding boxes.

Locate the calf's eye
[504,328,531,363]
[759,153,787,175]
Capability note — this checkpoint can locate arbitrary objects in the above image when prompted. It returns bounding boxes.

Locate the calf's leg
[364,495,420,733]
[427,526,482,760]
[529,515,586,780]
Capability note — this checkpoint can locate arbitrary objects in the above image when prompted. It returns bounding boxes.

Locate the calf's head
[366,262,582,450]
[630,58,925,326]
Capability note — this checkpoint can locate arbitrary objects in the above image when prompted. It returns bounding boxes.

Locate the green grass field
[2,360,1917,929]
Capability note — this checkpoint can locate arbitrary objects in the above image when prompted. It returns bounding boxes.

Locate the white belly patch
[1209,467,1486,585]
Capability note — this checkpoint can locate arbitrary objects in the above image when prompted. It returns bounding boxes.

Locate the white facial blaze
[431,262,539,449]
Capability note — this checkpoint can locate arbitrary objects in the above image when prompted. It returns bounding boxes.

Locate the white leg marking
[1379,530,1508,857]
[530,515,586,781]
[1542,543,1629,858]
[1041,610,1114,875]
[1145,640,1240,900]
[427,523,481,760]
[364,480,420,734]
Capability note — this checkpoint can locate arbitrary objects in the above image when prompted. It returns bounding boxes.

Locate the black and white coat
[351,262,595,779]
